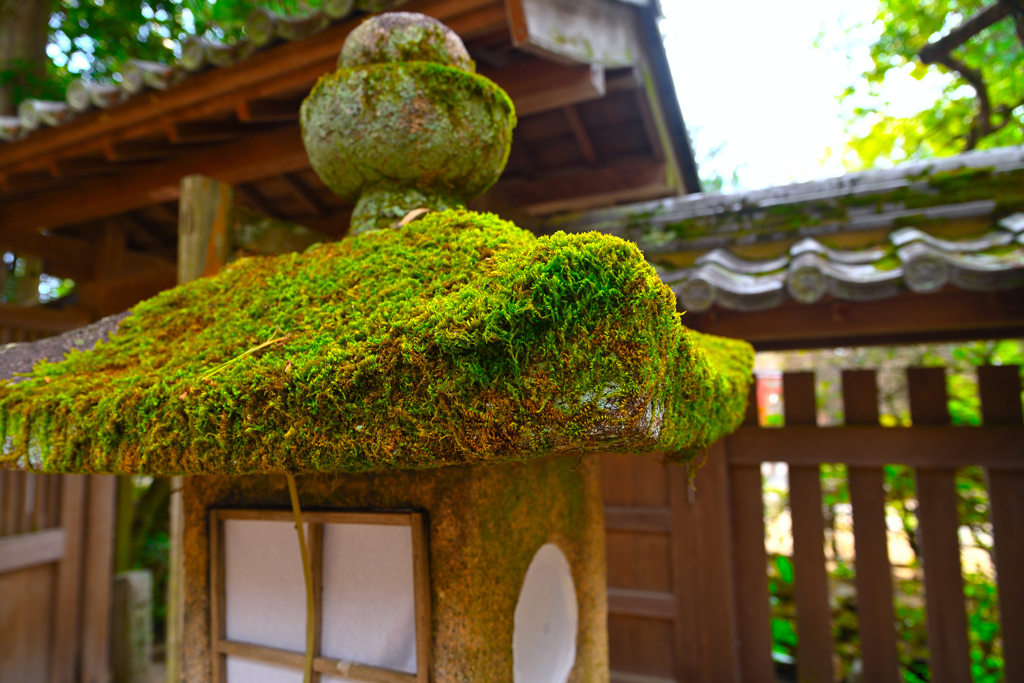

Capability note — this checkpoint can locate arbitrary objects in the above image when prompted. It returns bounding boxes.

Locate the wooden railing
[603,364,1024,683]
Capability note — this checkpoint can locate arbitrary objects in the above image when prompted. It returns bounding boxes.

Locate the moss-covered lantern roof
[0,13,753,477]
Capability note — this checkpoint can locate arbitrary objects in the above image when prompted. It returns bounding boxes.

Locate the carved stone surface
[301,13,515,233]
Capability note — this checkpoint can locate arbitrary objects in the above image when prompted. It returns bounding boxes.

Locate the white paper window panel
[223,519,417,678]
[224,520,309,652]
[225,658,367,683]
[321,523,417,674]
[226,657,303,683]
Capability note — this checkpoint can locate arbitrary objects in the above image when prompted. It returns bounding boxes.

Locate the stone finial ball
[301,12,515,229]
[339,12,474,72]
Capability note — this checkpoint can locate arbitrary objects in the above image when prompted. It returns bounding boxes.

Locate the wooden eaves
[0,0,702,335]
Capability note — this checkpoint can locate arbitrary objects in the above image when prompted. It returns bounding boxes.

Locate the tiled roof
[0,2,367,143]
[542,146,1024,313]
[666,218,1024,312]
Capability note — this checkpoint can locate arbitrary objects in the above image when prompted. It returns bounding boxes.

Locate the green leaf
[777,555,794,583]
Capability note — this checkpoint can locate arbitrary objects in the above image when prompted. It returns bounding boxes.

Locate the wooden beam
[280,172,329,218]
[286,207,352,237]
[0,304,91,333]
[606,588,675,619]
[505,0,640,66]
[508,136,535,178]
[102,137,180,163]
[481,59,605,117]
[563,105,598,165]
[94,220,127,280]
[510,159,669,214]
[0,125,307,236]
[0,528,65,573]
[0,233,95,281]
[77,269,177,319]
[603,505,671,533]
[446,0,507,39]
[167,119,259,144]
[726,424,1024,468]
[691,288,1024,350]
[236,97,302,123]
[0,0,499,177]
[234,182,280,219]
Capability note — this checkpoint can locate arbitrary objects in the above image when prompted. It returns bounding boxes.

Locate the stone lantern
[0,13,753,683]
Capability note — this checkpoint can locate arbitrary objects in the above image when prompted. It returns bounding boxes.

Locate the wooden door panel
[608,614,675,678]
[606,530,672,592]
[0,563,56,683]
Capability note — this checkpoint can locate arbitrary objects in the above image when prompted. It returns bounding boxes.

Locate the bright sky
[660,0,952,191]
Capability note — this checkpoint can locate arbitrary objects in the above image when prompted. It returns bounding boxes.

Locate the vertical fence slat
[48,474,61,530]
[729,463,775,683]
[907,367,971,683]
[728,381,774,683]
[50,474,86,683]
[22,472,35,533]
[4,470,24,536]
[843,370,900,683]
[670,461,702,682]
[32,472,47,532]
[81,475,117,683]
[0,470,6,536]
[783,372,834,683]
[696,441,740,682]
[978,364,1024,683]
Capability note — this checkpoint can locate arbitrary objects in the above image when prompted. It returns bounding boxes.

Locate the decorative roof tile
[0,4,377,143]
[546,146,1024,314]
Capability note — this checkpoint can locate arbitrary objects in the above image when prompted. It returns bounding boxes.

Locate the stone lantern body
[0,12,753,683]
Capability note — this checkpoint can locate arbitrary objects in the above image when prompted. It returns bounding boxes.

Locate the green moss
[634,166,1024,248]
[0,210,752,476]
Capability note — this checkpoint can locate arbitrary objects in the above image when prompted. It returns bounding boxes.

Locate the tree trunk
[0,0,50,116]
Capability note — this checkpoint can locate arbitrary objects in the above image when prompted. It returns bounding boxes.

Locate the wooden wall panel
[601,453,668,507]
[607,614,676,679]
[606,531,671,592]
[0,563,57,683]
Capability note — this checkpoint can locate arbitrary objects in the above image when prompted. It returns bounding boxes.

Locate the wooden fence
[0,471,117,683]
[603,364,1023,683]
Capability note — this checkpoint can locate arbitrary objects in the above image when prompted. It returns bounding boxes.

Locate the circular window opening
[513,543,578,683]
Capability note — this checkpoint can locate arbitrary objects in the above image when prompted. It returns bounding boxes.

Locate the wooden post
[843,370,899,683]
[783,372,834,683]
[177,175,232,284]
[49,475,87,683]
[978,365,1024,683]
[908,367,971,683]
[113,476,134,573]
[166,175,233,683]
[729,383,775,683]
[81,475,118,683]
